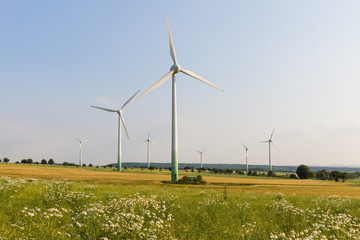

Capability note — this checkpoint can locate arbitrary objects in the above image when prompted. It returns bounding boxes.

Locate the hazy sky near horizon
[1,1,360,167]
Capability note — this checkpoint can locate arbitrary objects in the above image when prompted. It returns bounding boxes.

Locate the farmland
[1,164,360,239]
[0,164,359,197]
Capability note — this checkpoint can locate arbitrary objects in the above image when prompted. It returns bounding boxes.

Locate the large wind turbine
[240,142,249,172]
[136,16,223,182]
[91,90,139,171]
[138,128,156,169]
[76,137,90,166]
[259,129,279,171]
[195,148,206,168]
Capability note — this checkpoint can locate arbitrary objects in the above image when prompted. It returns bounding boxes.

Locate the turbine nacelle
[170,64,181,73]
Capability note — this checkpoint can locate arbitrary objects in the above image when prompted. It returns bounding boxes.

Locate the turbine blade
[180,69,224,91]
[195,151,201,153]
[121,90,140,110]
[91,106,117,112]
[240,141,247,149]
[271,142,280,151]
[259,140,269,143]
[137,140,147,145]
[120,114,129,140]
[149,139,156,145]
[82,139,91,143]
[75,137,81,143]
[202,148,207,152]
[270,128,275,140]
[166,15,177,64]
[148,127,152,139]
[136,70,174,101]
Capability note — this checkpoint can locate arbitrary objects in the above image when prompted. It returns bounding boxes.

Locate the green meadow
[1,164,360,239]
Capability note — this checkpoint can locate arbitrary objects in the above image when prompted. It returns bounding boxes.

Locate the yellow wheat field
[0,164,359,198]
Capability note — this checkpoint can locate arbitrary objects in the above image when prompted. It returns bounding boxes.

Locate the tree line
[0,158,55,165]
[296,164,359,182]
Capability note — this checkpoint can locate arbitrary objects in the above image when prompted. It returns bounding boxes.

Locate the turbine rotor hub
[170,64,181,73]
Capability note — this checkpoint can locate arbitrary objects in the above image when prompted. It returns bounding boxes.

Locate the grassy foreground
[1,164,360,239]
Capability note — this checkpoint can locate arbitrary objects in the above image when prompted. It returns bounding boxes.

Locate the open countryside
[0,164,359,197]
[2,1,360,239]
[1,163,360,239]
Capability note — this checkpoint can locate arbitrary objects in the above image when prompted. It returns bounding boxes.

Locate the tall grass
[0,177,359,239]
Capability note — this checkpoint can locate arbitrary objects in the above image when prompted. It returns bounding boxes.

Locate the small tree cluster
[63,162,77,166]
[176,175,206,185]
[296,165,358,182]
[21,159,33,164]
[247,170,258,176]
[296,165,315,179]
[209,168,234,174]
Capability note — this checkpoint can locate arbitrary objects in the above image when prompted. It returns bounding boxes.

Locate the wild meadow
[1,165,360,239]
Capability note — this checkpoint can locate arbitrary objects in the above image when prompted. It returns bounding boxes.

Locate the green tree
[316,169,329,180]
[296,164,313,179]
[21,159,28,164]
[330,171,341,182]
[27,159,33,164]
[41,159,47,165]
[3,158,10,164]
[48,159,54,165]
[339,172,349,182]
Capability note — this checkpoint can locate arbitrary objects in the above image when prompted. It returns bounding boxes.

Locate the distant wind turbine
[76,137,90,166]
[259,128,279,171]
[91,90,139,171]
[136,16,223,182]
[240,142,249,172]
[138,128,156,169]
[195,148,206,168]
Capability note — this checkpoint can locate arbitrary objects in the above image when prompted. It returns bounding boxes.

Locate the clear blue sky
[1,1,360,167]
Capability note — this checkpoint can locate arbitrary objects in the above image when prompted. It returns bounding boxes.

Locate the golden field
[0,164,359,198]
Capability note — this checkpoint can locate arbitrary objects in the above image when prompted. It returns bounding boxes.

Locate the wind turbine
[195,148,206,168]
[91,90,139,171]
[240,142,249,172]
[259,128,279,171]
[136,16,223,182]
[138,128,156,169]
[76,137,90,166]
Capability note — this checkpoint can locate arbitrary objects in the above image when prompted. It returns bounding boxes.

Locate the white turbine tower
[259,128,279,171]
[195,148,206,168]
[91,90,139,171]
[136,16,223,182]
[138,128,156,169]
[240,142,249,172]
[76,137,90,166]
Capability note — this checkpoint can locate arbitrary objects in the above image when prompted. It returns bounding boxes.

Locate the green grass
[1,177,360,239]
